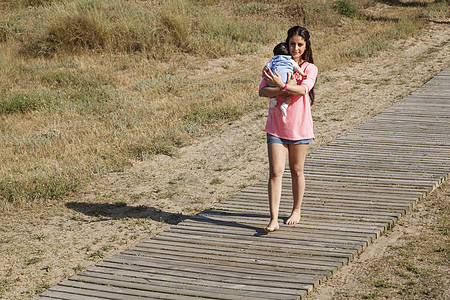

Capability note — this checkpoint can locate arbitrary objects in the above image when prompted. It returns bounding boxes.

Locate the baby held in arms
[265,42,307,116]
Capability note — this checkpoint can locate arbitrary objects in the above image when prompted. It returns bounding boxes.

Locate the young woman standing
[258,26,318,232]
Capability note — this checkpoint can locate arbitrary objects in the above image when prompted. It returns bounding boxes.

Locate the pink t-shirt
[259,61,318,141]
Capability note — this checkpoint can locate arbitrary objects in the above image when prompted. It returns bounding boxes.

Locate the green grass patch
[0,85,118,119]
[374,279,397,289]
[0,91,50,114]
[0,170,81,207]
[230,76,257,84]
[128,133,184,161]
[25,257,42,266]
[68,86,117,113]
[210,178,224,185]
[19,0,63,7]
[184,104,242,126]
[41,69,110,89]
[334,0,359,18]
[236,2,267,16]
[340,39,389,58]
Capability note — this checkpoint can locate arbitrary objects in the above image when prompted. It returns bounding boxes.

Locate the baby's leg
[280,94,292,117]
[284,94,292,105]
[270,98,277,108]
[266,82,277,108]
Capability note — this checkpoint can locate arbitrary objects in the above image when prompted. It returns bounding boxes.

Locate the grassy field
[0,0,448,210]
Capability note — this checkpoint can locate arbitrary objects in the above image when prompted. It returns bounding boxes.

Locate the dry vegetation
[1,0,448,210]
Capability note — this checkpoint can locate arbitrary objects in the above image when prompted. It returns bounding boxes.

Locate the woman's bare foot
[264,220,279,232]
[285,210,301,225]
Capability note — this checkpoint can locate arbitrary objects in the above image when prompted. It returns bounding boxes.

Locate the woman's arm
[285,75,307,96]
[259,68,288,98]
[259,67,286,97]
[260,68,306,97]
[259,85,286,98]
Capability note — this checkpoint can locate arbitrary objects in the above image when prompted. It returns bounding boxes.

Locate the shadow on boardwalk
[193,210,270,236]
[66,202,269,235]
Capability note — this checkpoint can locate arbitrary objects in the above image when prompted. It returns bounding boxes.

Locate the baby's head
[273,42,290,56]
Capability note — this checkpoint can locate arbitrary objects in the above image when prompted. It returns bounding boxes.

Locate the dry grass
[0,0,448,210]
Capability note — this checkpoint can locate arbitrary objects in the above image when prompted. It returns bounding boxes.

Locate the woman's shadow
[65,201,185,224]
[65,202,269,236]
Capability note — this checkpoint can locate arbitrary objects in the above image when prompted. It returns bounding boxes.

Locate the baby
[265,42,307,116]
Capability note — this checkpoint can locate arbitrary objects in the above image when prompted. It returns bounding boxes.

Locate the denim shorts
[266,133,314,144]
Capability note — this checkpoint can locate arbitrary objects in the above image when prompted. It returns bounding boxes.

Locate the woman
[258,26,318,232]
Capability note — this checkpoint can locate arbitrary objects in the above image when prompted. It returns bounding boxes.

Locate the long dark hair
[285,26,315,105]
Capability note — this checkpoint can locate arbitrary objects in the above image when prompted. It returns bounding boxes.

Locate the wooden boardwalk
[34,67,450,300]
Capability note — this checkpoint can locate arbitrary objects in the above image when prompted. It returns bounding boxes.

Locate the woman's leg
[265,142,288,231]
[286,143,309,225]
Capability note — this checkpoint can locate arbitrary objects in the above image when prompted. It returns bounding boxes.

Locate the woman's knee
[269,165,285,179]
[290,165,304,179]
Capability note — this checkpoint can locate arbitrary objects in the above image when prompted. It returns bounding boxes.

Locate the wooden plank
[238,184,423,198]
[222,200,409,217]
[219,201,408,216]
[121,247,338,275]
[240,184,425,199]
[139,237,351,264]
[186,214,384,233]
[188,215,390,237]
[230,191,419,206]
[58,279,219,300]
[305,161,450,173]
[104,255,323,285]
[91,262,315,291]
[32,297,66,300]
[216,199,407,216]
[208,199,403,216]
[306,155,450,168]
[78,270,304,300]
[355,124,450,133]
[202,207,397,226]
[152,234,355,261]
[310,144,450,153]
[68,270,301,300]
[86,265,308,294]
[157,229,358,255]
[150,229,370,252]
[328,137,450,146]
[186,214,387,235]
[326,136,449,146]
[306,157,450,170]
[306,146,450,158]
[130,243,346,269]
[140,230,366,257]
[37,289,108,300]
[198,207,395,226]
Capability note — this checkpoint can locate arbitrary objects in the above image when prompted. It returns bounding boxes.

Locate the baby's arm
[293,64,307,79]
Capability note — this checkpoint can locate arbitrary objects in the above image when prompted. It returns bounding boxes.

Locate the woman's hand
[286,73,297,87]
[262,66,269,78]
[263,68,284,89]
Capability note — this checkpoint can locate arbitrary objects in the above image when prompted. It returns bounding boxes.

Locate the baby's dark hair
[273,42,289,56]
